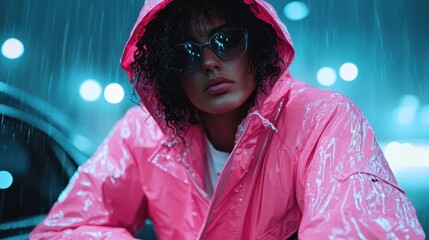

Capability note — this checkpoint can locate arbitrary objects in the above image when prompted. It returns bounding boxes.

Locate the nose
[201,47,221,73]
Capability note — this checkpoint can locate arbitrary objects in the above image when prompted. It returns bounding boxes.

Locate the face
[179,12,256,116]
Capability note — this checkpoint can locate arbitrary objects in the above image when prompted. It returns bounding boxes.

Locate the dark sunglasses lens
[211,29,246,59]
[169,43,200,73]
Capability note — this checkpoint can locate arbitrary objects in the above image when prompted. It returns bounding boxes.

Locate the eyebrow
[190,24,232,42]
[209,24,231,35]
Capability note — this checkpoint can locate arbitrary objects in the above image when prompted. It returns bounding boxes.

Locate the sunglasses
[167,27,248,73]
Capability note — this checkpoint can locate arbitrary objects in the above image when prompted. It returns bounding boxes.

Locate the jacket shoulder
[284,83,360,129]
[289,83,351,109]
[105,106,164,150]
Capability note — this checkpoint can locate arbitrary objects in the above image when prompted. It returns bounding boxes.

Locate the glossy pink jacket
[31,0,425,239]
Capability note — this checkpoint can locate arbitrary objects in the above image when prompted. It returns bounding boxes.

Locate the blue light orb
[0,171,13,189]
[284,1,310,21]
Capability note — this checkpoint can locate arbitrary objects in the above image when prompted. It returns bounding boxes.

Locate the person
[30,0,425,239]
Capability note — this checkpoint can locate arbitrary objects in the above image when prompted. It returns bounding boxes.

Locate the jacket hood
[120,0,295,135]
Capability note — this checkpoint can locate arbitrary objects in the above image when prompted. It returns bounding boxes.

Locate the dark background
[1,0,428,236]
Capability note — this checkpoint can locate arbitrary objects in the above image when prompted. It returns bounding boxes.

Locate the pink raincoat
[31,0,425,239]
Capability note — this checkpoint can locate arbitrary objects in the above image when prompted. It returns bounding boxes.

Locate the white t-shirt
[205,138,229,196]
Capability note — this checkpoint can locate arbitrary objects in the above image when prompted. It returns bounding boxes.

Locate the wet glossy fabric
[30,0,425,239]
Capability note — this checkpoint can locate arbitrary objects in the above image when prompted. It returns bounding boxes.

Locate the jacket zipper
[198,100,284,238]
[197,116,252,238]
[181,152,210,200]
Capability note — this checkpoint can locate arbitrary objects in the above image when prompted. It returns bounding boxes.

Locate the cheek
[247,74,257,96]
[237,55,253,79]
[240,62,256,89]
[180,77,197,100]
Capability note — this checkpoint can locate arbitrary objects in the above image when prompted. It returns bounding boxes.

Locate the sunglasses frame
[168,27,248,73]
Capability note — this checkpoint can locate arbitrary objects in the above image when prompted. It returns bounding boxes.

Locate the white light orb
[383,142,429,173]
[317,67,336,86]
[104,83,125,104]
[79,79,102,102]
[1,38,25,59]
[339,62,358,81]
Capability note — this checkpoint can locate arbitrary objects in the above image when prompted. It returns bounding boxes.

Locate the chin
[203,101,246,115]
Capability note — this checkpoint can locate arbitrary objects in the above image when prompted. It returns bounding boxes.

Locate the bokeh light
[393,95,420,126]
[384,142,429,172]
[0,171,13,189]
[339,62,358,81]
[79,79,102,102]
[1,38,25,59]
[420,105,429,126]
[399,94,420,110]
[316,67,336,86]
[283,1,309,21]
[104,83,124,104]
[393,107,416,126]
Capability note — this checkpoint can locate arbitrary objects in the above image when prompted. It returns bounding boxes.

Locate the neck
[201,106,248,153]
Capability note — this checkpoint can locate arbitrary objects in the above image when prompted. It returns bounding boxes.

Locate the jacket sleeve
[30,109,149,240]
[296,94,425,239]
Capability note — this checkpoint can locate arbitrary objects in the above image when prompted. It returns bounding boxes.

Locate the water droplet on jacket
[234,183,245,192]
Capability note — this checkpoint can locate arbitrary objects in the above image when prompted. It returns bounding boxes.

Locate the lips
[203,76,234,94]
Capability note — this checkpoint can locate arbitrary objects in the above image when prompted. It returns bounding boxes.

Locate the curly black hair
[131,0,282,136]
